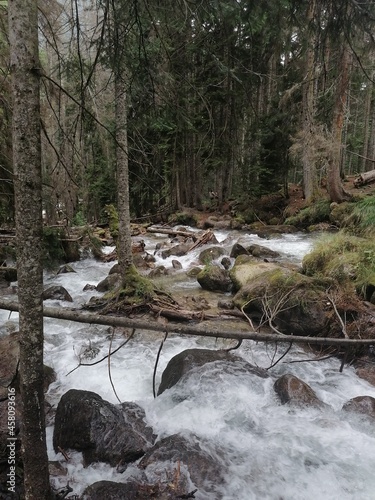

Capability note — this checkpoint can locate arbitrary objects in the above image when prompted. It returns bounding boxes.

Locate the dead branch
[146,226,198,239]
[153,332,168,398]
[0,298,374,347]
[66,328,135,375]
[187,229,217,251]
[327,294,349,339]
[108,328,121,403]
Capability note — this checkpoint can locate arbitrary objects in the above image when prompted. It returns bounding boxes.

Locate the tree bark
[8,1,51,497]
[112,3,133,279]
[115,71,133,277]
[302,0,320,203]
[327,45,352,203]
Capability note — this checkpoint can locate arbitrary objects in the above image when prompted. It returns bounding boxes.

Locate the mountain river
[1,228,375,499]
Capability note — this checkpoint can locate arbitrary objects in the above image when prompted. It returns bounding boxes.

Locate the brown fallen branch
[146,226,198,239]
[0,298,374,347]
[188,229,217,251]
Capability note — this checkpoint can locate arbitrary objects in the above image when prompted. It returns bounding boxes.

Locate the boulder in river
[342,395,375,419]
[198,246,226,264]
[53,389,156,467]
[196,265,232,292]
[139,433,224,498]
[42,285,73,302]
[229,255,282,291]
[157,348,269,396]
[232,266,329,336]
[247,243,280,260]
[274,373,326,408]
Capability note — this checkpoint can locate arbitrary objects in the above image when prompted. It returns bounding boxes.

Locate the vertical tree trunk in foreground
[115,71,134,277]
[9,1,51,497]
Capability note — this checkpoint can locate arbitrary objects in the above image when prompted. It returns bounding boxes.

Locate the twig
[226,339,243,351]
[153,332,168,398]
[267,342,293,370]
[66,328,135,375]
[241,301,254,329]
[57,446,70,461]
[327,294,349,339]
[176,490,198,499]
[285,354,336,364]
[108,328,122,404]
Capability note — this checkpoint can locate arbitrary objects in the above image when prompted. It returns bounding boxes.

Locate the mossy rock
[302,232,375,298]
[229,258,281,292]
[233,269,329,336]
[285,199,331,229]
[169,211,197,227]
[198,246,226,265]
[197,265,232,292]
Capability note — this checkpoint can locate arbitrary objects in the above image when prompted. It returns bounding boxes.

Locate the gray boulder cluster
[47,348,375,499]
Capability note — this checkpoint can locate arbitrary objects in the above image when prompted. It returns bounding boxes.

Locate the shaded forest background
[1,0,375,224]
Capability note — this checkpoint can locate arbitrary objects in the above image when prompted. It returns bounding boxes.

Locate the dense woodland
[1,0,375,225]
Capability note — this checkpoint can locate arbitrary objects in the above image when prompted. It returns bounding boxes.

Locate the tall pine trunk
[115,70,133,277]
[9,0,51,497]
[302,0,319,203]
[327,45,352,202]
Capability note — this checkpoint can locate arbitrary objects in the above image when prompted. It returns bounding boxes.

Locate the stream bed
[1,228,375,499]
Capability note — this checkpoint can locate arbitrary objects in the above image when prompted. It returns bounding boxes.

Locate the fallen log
[146,226,198,239]
[0,298,374,347]
[354,169,375,187]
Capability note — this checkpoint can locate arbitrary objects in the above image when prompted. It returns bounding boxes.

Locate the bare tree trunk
[327,45,352,203]
[8,1,51,498]
[302,0,319,203]
[115,71,133,276]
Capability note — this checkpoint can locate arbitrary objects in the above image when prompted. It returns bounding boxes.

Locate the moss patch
[285,199,331,229]
[302,232,375,299]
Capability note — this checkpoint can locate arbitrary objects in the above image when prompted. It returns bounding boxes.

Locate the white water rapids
[1,229,375,499]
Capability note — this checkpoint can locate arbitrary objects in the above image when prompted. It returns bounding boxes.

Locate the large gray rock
[198,246,226,264]
[42,285,73,302]
[82,473,191,500]
[96,273,122,292]
[139,433,224,497]
[274,373,325,408]
[229,256,281,291]
[247,243,280,259]
[53,389,155,467]
[197,265,232,292]
[158,348,268,396]
[342,395,375,419]
[161,243,190,259]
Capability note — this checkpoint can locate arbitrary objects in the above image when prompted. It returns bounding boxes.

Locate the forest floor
[188,175,375,227]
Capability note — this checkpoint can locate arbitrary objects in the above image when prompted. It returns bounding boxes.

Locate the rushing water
[2,229,375,499]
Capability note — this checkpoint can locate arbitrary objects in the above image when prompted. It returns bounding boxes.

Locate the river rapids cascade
[1,228,375,499]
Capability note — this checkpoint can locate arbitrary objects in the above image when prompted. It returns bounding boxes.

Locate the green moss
[103,265,163,305]
[104,204,119,238]
[169,211,197,226]
[240,208,257,224]
[285,199,330,228]
[346,195,375,235]
[302,232,375,297]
